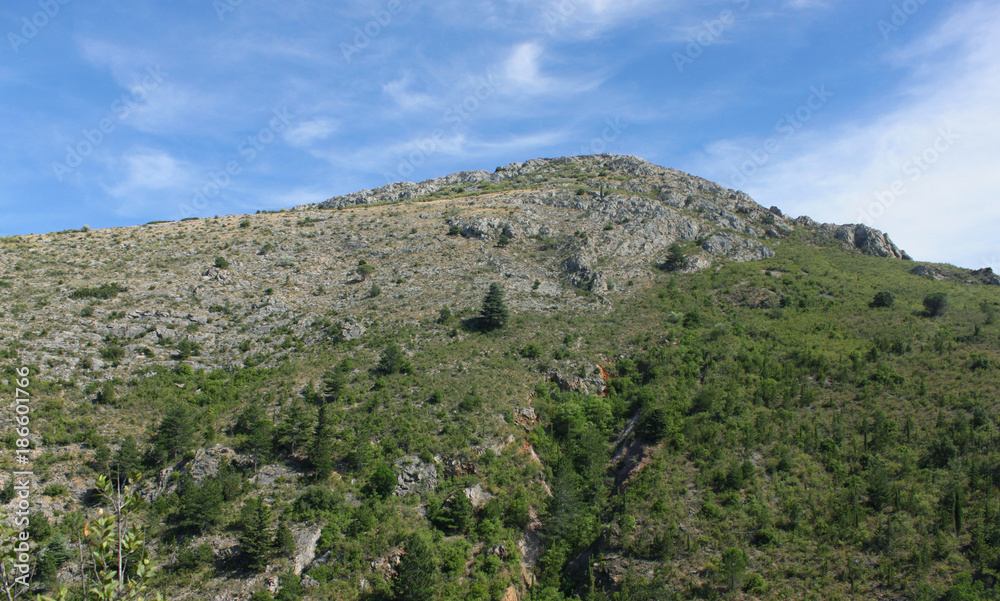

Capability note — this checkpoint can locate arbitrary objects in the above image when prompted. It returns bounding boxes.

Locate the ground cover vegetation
[0,188,998,599]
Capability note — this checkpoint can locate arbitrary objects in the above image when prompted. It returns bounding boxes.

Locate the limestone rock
[339,320,366,342]
[971,267,1000,286]
[829,224,912,260]
[911,265,949,280]
[700,232,775,262]
[394,455,438,496]
[464,483,496,509]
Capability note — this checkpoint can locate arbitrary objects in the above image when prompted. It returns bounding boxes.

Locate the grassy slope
[2,224,999,601]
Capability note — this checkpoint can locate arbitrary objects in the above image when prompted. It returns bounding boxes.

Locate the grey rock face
[464,483,496,509]
[339,320,366,341]
[829,224,912,260]
[700,232,775,261]
[911,265,949,280]
[548,368,607,396]
[971,267,1000,286]
[394,455,438,496]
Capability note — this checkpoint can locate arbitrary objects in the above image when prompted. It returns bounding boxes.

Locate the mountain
[0,155,998,601]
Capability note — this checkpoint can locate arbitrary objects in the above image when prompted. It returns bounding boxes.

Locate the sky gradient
[1,0,997,270]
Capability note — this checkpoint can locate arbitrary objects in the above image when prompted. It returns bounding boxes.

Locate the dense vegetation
[2,226,999,601]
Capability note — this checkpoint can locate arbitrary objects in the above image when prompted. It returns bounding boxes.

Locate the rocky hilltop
[0,155,914,382]
[2,155,997,601]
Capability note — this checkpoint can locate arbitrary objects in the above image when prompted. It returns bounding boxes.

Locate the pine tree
[273,522,295,558]
[663,242,688,272]
[239,498,274,572]
[356,259,375,281]
[479,283,509,330]
[376,342,412,375]
[275,401,314,457]
[112,435,143,484]
[308,403,335,480]
[369,463,397,499]
[150,403,196,464]
[322,370,346,403]
[393,532,439,601]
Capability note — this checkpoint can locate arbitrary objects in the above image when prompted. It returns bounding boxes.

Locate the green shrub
[521,343,543,359]
[70,283,127,300]
[376,342,412,375]
[923,292,949,316]
[101,345,125,362]
[871,290,895,308]
[42,484,67,497]
[215,256,230,269]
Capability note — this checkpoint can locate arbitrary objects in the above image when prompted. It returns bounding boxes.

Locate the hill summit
[2,155,998,601]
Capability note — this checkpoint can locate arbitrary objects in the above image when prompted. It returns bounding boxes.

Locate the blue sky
[1,0,997,270]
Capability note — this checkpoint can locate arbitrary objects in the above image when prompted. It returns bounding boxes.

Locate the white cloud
[504,42,546,90]
[103,148,195,211]
[382,74,436,111]
[284,118,339,146]
[693,1,1000,269]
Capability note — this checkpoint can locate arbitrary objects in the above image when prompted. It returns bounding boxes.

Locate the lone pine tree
[479,282,509,330]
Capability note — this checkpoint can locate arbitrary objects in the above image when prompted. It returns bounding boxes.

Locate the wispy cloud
[694,2,1000,268]
[285,118,339,146]
[102,148,195,208]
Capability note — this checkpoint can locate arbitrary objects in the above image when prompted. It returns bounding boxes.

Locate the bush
[521,343,543,359]
[356,260,375,281]
[101,345,126,362]
[662,243,688,272]
[215,256,230,269]
[871,291,895,308]
[71,283,127,300]
[176,542,214,571]
[437,305,455,324]
[376,342,412,375]
[42,484,67,497]
[923,292,949,317]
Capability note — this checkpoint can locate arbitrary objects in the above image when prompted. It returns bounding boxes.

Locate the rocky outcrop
[911,265,949,280]
[971,267,1000,286]
[338,319,366,342]
[827,224,912,260]
[394,455,438,496]
[912,264,1000,286]
[700,232,775,261]
[464,483,496,509]
[548,367,608,396]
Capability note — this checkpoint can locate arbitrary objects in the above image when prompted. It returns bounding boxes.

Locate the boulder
[339,320,366,341]
[394,455,438,496]
[832,224,912,260]
[464,483,496,509]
